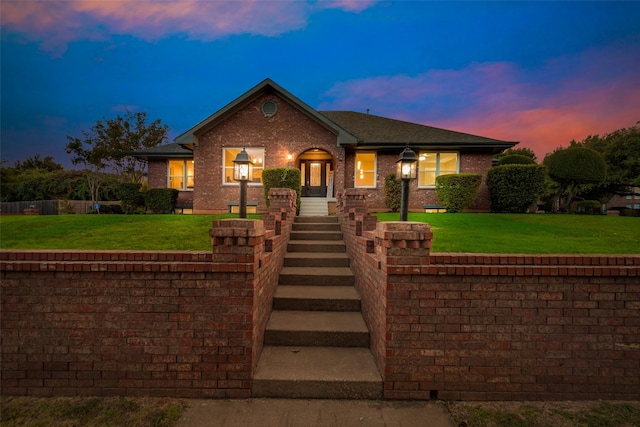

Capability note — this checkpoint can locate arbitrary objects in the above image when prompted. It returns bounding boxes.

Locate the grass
[446,400,640,427]
[0,396,187,427]
[373,213,640,254]
[0,213,638,253]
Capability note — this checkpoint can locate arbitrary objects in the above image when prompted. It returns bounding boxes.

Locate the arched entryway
[298,149,334,198]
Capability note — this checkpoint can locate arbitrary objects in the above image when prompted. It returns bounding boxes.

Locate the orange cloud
[1,0,376,56]
[320,42,640,161]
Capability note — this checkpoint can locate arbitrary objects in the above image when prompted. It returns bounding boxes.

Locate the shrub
[487,164,546,213]
[384,173,401,212]
[435,173,482,213]
[576,200,602,215]
[262,168,301,212]
[118,183,146,214]
[498,154,537,165]
[144,188,178,214]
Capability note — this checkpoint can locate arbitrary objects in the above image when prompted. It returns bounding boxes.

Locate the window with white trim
[418,152,459,187]
[355,152,376,188]
[223,147,264,185]
[168,160,194,190]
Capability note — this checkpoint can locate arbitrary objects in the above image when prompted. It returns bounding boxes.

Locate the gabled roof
[175,78,358,146]
[320,111,518,154]
[130,142,193,159]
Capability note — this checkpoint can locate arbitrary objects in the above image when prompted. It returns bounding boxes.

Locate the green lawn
[0,213,638,253]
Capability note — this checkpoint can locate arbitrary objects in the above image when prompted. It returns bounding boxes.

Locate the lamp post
[233,148,253,218]
[396,146,417,221]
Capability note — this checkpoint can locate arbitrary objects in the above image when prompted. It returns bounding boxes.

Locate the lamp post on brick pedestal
[396,146,417,221]
[233,148,254,219]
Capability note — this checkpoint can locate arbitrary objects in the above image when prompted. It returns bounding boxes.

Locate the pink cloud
[1,0,377,56]
[320,42,640,161]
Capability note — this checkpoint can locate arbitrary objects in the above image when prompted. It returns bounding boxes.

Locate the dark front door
[302,161,327,197]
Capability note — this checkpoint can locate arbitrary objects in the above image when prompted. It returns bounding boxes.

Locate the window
[355,152,376,188]
[418,152,459,187]
[223,147,264,184]
[168,160,194,190]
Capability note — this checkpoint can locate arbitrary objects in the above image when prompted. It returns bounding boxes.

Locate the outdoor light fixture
[396,146,418,221]
[233,148,254,218]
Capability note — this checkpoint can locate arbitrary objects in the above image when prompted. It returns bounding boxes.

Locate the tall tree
[66,112,169,204]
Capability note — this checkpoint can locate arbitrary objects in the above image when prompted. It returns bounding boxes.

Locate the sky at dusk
[2,0,639,168]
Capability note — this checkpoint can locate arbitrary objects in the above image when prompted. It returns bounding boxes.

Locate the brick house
[133,78,517,214]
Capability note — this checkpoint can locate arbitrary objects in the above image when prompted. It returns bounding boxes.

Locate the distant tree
[14,154,63,172]
[498,155,537,166]
[543,146,607,212]
[66,111,169,205]
[495,147,537,163]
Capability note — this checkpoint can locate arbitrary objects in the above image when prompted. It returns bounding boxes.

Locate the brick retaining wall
[0,189,296,398]
[337,189,640,401]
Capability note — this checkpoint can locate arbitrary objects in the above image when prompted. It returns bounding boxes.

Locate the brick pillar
[209,219,265,397]
[374,221,434,399]
[262,188,296,233]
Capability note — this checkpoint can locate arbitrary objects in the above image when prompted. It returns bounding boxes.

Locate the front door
[301,161,327,197]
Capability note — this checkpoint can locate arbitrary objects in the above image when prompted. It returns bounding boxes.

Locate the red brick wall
[0,190,296,399]
[338,190,640,401]
[147,159,193,208]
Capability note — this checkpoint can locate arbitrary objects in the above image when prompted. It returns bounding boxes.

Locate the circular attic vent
[262,100,277,117]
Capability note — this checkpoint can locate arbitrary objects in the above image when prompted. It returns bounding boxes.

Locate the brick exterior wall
[338,189,640,401]
[0,189,296,399]
[192,93,345,214]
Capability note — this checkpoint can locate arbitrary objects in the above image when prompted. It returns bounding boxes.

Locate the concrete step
[252,346,382,399]
[284,252,350,268]
[279,266,355,286]
[287,240,346,253]
[290,231,343,241]
[299,199,329,217]
[273,285,361,312]
[264,310,370,347]
[292,222,341,232]
[295,216,338,224]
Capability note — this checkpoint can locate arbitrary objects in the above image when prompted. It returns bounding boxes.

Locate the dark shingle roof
[320,111,517,153]
[130,142,193,159]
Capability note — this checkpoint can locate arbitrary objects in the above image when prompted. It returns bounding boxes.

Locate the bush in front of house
[118,182,146,214]
[498,154,537,165]
[384,173,402,212]
[144,188,179,213]
[262,168,302,212]
[436,173,482,213]
[487,164,546,213]
[576,200,602,215]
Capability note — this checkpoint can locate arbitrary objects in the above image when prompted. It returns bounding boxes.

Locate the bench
[423,204,446,213]
[228,201,258,214]
[175,205,193,214]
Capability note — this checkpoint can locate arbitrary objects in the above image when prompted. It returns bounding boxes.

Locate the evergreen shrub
[384,173,401,212]
[436,173,482,213]
[487,164,546,212]
[262,168,301,212]
[144,188,178,214]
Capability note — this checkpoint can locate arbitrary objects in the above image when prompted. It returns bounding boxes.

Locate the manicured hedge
[118,183,146,214]
[487,164,546,212]
[498,154,537,165]
[435,173,482,213]
[144,188,179,214]
[262,168,301,212]
[384,173,402,212]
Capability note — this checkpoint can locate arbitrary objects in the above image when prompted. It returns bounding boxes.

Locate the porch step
[279,266,355,286]
[290,230,344,241]
[299,198,329,216]
[252,346,382,399]
[284,252,350,268]
[265,310,369,347]
[292,222,340,232]
[273,285,360,311]
[287,240,346,253]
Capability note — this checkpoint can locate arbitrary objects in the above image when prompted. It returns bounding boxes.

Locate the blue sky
[2,0,639,167]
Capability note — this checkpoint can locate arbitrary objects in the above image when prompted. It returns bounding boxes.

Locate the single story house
[133,78,517,214]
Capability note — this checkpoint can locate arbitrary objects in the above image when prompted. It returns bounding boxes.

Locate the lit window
[168,160,194,190]
[355,152,376,188]
[418,152,459,187]
[223,147,264,184]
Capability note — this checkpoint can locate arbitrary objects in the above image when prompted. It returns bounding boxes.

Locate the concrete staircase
[252,216,383,399]
[299,197,329,216]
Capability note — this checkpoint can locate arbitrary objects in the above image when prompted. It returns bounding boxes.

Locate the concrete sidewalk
[176,399,456,427]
